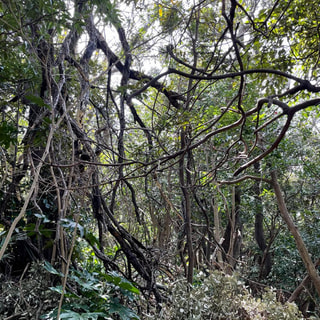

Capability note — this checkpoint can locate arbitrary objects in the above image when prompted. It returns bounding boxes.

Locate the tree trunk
[254,162,272,278]
[221,186,242,270]
[179,126,194,284]
[270,170,320,298]
[288,258,320,303]
[213,195,223,264]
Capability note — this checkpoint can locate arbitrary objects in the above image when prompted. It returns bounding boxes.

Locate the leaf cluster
[42,262,140,320]
[163,271,306,320]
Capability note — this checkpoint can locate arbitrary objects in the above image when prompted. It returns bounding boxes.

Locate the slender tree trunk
[212,195,223,264]
[221,186,242,270]
[0,122,58,261]
[231,186,242,268]
[179,127,194,284]
[288,258,320,303]
[254,162,272,278]
[271,170,320,298]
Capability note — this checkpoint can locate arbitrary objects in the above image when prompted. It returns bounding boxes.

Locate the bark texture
[271,170,320,298]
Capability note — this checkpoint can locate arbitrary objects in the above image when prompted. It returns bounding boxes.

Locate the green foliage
[41,263,140,320]
[0,121,18,148]
[158,2,182,33]
[1,0,320,318]
[91,0,122,26]
[57,310,110,320]
[105,271,140,296]
[60,218,100,249]
[25,95,51,109]
[163,271,304,320]
[43,260,65,277]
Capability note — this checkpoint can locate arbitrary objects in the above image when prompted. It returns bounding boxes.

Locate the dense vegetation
[1,0,320,318]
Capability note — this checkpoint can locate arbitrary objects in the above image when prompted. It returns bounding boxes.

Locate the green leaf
[60,218,84,237]
[43,261,65,277]
[108,299,140,320]
[105,271,140,295]
[25,94,51,108]
[49,285,65,294]
[84,230,100,248]
[59,310,109,320]
[59,310,82,320]
[34,212,51,223]
[119,282,140,294]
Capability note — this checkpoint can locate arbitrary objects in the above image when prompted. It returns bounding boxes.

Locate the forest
[0,0,320,319]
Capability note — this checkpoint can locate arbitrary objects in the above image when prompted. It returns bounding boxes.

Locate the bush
[0,261,140,320]
[161,271,307,320]
[0,262,60,318]
[41,264,140,320]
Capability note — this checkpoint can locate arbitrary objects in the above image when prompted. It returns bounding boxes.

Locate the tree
[1,0,320,317]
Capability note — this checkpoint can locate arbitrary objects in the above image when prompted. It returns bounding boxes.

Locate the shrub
[162,271,306,320]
